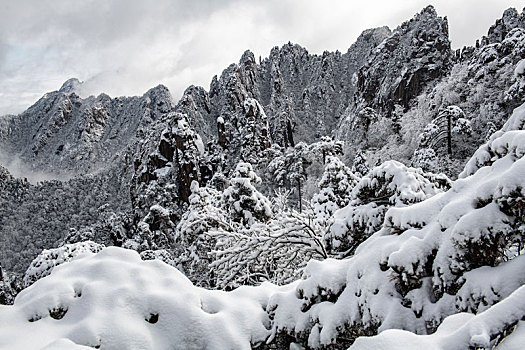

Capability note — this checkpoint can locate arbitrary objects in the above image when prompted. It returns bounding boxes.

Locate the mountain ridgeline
[2,5,525,349]
[0,5,524,274]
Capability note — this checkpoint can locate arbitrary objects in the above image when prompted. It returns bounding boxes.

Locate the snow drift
[0,247,287,349]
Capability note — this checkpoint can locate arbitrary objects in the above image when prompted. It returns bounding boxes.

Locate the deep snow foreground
[350,285,525,350]
[0,247,289,349]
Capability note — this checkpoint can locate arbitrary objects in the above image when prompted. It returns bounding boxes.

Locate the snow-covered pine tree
[353,107,379,143]
[418,105,470,156]
[311,156,358,226]
[267,142,312,212]
[222,162,273,226]
[392,103,403,135]
[174,181,228,287]
[327,160,451,257]
[351,149,370,177]
[288,143,310,212]
[309,136,344,164]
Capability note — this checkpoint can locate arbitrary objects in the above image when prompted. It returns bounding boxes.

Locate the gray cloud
[0,0,523,115]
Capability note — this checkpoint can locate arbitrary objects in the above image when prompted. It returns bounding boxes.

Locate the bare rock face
[356,5,451,115]
[175,27,390,152]
[175,85,214,142]
[485,7,525,44]
[335,5,452,149]
[173,8,448,158]
[0,83,174,176]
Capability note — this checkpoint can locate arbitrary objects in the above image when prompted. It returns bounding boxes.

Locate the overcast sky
[0,0,523,115]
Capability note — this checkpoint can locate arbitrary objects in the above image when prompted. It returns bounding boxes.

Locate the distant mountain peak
[58,78,83,93]
[420,4,437,16]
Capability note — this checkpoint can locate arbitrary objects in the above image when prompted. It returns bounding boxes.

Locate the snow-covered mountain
[1,5,525,349]
[0,82,173,175]
[2,100,525,348]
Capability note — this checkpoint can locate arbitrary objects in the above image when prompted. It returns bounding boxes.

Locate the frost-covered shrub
[412,147,437,171]
[62,211,131,247]
[326,160,449,257]
[123,204,176,252]
[0,265,22,305]
[23,241,104,288]
[452,117,472,135]
[418,122,440,148]
[139,249,176,267]
[351,149,370,177]
[207,172,330,289]
[210,207,328,289]
[268,102,525,349]
[506,58,525,103]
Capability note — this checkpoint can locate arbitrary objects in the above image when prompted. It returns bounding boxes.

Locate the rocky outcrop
[485,7,525,44]
[354,5,452,116]
[175,27,390,151]
[335,5,452,150]
[0,83,174,175]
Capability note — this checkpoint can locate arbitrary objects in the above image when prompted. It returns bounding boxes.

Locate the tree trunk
[447,113,452,155]
[297,180,302,213]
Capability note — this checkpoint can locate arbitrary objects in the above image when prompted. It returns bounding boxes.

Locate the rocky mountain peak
[419,4,437,16]
[355,4,451,112]
[143,84,174,116]
[486,7,525,44]
[59,78,83,94]
[240,50,256,66]
[349,26,391,52]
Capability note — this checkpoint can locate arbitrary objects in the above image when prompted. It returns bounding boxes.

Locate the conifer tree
[223,162,273,226]
[312,156,358,225]
[351,149,370,177]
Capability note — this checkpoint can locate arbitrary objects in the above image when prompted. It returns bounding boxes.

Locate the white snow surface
[515,59,525,76]
[350,284,525,350]
[0,247,287,350]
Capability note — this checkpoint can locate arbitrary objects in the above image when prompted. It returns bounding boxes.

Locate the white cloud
[0,0,523,115]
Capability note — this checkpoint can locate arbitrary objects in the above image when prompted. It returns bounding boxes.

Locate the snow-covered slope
[2,101,525,348]
[265,101,525,348]
[350,285,525,350]
[0,247,287,350]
